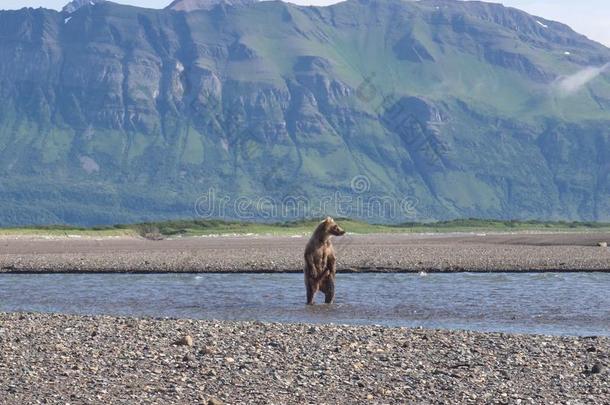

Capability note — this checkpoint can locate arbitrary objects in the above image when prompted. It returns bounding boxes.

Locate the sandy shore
[0,313,607,404]
[1,232,609,273]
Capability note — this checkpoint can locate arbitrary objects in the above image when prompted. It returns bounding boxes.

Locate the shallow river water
[1,272,608,336]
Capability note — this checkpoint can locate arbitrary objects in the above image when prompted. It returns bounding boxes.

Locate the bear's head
[321,217,346,237]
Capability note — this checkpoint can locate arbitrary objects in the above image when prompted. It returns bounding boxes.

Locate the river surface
[1,272,608,336]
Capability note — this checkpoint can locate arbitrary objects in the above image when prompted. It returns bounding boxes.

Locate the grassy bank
[1,218,610,239]
[0,226,137,238]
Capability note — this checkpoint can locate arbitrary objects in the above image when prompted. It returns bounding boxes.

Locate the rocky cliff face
[0,0,608,225]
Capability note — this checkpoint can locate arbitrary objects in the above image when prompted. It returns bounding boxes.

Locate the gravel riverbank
[1,232,609,273]
[0,313,607,404]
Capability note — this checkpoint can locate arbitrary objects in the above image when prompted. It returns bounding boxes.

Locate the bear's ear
[325,216,333,223]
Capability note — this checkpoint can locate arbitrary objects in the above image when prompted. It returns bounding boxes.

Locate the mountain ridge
[166,0,260,11]
[62,0,107,13]
[0,0,608,226]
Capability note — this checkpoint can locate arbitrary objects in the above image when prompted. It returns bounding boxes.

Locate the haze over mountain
[0,0,609,226]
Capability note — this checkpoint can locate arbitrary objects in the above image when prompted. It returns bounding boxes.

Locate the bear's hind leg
[306,281,316,305]
[321,278,335,304]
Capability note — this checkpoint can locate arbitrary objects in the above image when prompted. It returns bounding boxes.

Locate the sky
[1,0,609,47]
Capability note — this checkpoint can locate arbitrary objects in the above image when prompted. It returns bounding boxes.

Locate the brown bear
[304,217,346,305]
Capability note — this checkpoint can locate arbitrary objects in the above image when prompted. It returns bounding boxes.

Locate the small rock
[208,398,223,405]
[182,353,195,362]
[175,335,193,347]
[586,346,596,352]
[591,363,602,374]
[200,346,215,355]
[597,242,607,248]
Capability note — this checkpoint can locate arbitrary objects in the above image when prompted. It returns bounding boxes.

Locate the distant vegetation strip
[1,219,610,239]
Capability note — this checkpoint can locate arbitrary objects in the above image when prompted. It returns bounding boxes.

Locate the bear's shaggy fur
[303,217,345,305]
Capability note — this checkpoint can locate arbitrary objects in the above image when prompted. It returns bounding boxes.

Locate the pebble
[176,335,193,347]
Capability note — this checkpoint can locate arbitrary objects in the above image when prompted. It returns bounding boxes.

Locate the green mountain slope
[0,0,609,225]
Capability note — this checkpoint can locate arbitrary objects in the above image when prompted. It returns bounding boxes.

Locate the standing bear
[304,217,346,305]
